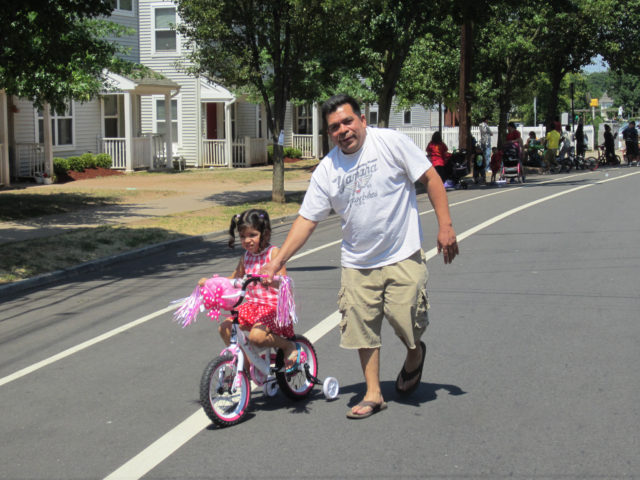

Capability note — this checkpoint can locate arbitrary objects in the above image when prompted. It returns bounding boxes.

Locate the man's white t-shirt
[299,127,432,269]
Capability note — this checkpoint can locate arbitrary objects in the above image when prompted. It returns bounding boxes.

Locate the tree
[535,0,601,128]
[395,17,460,130]
[589,0,640,76]
[329,0,448,128]
[176,0,334,203]
[0,1,134,112]
[473,1,546,146]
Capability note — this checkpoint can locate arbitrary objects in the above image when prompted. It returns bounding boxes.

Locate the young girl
[490,147,502,183]
[472,144,486,184]
[199,209,299,370]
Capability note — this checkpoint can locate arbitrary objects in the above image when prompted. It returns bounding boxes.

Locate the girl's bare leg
[249,325,298,367]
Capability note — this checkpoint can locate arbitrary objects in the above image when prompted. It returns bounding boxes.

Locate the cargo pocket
[337,286,348,333]
[414,287,430,332]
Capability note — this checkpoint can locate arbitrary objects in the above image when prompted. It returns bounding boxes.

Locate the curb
[0,213,300,300]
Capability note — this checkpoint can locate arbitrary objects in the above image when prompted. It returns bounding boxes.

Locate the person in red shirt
[426,131,451,181]
[506,122,523,159]
[490,147,503,183]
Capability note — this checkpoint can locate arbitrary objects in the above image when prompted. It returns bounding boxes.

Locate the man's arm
[418,167,459,264]
[261,215,318,281]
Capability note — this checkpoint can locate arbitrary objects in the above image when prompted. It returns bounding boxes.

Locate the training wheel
[263,377,279,397]
[322,377,340,400]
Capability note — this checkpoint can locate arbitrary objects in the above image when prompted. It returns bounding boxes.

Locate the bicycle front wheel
[200,353,250,427]
[276,335,318,400]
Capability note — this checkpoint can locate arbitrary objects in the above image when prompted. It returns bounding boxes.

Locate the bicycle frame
[220,322,277,387]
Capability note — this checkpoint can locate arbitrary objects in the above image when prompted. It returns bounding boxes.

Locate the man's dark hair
[322,94,361,123]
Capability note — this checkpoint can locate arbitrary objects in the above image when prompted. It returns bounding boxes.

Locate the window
[295,105,312,134]
[155,98,178,143]
[37,103,73,146]
[155,7,177,52]
[369,111,378,125]
[403,110,412,125]
[256,107,263,138]
[108,0,133,11]
[103,95,121,138]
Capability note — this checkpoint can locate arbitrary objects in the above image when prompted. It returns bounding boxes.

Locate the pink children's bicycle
[174,274,339,428]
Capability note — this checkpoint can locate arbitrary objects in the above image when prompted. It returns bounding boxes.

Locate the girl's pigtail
[228,213,240,248]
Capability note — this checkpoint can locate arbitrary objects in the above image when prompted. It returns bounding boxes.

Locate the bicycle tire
[200,353,250,427]
[276,335,318,400]
[586,156,597,169]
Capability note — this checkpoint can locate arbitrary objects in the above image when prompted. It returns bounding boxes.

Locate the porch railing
[292,134,320,158]
[15,143,45,178]
[98,134,165,170]
[202,137,267,168]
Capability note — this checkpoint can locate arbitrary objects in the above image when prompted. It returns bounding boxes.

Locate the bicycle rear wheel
[200,353,250,427]
[276,335,318,400]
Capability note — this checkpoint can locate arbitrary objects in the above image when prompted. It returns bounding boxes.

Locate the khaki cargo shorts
[337,249,429,350]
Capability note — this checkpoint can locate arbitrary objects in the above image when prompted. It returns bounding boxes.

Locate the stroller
[500,143,525,184]
[443,149,468,190]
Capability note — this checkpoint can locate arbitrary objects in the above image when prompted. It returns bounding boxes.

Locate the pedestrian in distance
[260,94,458,420]
[575,122,586,159]
[479,116,493,172]
[544,122,562,173]
[490,146,502,184]
[622,120,639,165]
[473,144,486,184]
[426,130,451,182]
[603,124,616,164]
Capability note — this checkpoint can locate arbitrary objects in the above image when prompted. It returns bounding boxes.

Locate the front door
[206,103,218,139]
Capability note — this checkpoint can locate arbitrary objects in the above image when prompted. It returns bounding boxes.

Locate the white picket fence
[396,125,595,151]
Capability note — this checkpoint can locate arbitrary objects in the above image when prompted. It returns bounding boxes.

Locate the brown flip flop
[346,400,388,419]
[395,341,426,395]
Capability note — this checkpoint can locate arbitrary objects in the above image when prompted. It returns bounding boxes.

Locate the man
[479,117,493,172]
[544,122,562,173]
[261,94,458,419]
[622,121,639,166]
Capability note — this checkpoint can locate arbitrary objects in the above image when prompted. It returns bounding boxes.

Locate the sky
[582,55,608,73]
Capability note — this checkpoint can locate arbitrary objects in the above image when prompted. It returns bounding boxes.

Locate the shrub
[283,147,303,159]
[53,157,70,176]
[67,156,85,172]
[81,152,96,169]
[95,153,112,168]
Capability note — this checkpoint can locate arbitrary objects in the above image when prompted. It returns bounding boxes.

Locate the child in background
[473,144,486,184]
[199,209,300,371]
[490,147,503,183]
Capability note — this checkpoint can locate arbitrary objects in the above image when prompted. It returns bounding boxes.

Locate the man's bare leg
[350,347,385,416]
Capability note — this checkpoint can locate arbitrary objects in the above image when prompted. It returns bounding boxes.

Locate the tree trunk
[271,99,287,203]
[544,67,564,129]
[377,86,394,129]
[458,19,473,169]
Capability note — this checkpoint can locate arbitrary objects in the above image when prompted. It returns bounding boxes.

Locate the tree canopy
[1,1,135,111]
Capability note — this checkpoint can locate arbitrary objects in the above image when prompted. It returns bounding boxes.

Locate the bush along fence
[52,153,113,182]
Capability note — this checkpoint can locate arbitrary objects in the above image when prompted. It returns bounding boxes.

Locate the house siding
[108,7,140,63]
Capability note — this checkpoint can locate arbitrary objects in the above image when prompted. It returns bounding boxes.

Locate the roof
[199,78,235,102]
[102,69,180,95]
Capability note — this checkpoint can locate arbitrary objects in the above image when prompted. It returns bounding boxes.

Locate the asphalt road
[1,168,639,479]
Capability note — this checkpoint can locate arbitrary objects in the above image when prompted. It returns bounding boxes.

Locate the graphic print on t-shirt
[333,158,378,207]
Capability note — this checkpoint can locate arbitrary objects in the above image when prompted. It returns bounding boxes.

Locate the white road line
[0,305,176,387]
[103,170,640,480]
